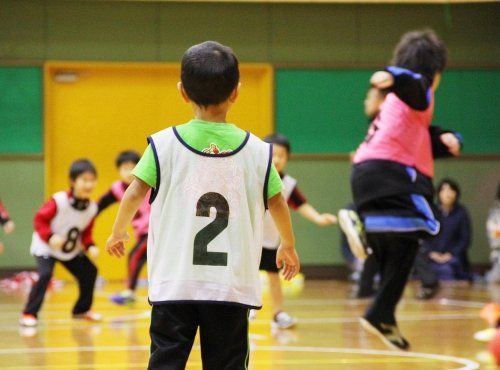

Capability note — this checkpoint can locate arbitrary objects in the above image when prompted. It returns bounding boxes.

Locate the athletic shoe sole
[338,209,370,260]
[271,319,297,330]
[19,318,37,327]
[359,317,408,351]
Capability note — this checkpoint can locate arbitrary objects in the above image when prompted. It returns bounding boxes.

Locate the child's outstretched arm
[297,203,337,226]
[106,178,150,258]
[268,193,300,280]
[0,200,14,234]
[429,126,462,158]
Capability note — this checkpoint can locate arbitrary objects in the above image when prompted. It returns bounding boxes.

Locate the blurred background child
[259,133,337,329]
[20,159,101,327]
[97,150,151,304]
[0,199,15,254]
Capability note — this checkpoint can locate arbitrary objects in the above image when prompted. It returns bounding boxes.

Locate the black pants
[127,234,148,290]
[357,254,379,296]
[24,253,98,316]
[413,246,439,289]
[148,303,249,370]
[363,233,419,325]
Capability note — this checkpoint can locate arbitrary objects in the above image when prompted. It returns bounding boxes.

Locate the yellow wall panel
[44,62,273,280]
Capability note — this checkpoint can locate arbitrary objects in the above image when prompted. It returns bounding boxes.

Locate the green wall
[0,160,43,268]
[277,69,500,154]
[0,1,499,65]
[0,0,498,269]
[0,67,42,154]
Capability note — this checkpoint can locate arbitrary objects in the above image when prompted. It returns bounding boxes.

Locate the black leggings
[24,253,97,316]
[363,233,419,325]
[127,234,148,290]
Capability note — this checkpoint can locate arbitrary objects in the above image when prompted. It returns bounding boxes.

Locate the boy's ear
[229,82,241,103]
[177,82,190,103]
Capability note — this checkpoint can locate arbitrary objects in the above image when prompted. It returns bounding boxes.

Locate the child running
[258,133,336,329]
[97,150,150,304]
[106,41,300,370]
[20,159,102,327]
[338,29,460,350]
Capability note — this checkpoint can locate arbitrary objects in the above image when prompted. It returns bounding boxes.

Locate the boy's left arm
[107,178,151,257]
[429,126,463,158]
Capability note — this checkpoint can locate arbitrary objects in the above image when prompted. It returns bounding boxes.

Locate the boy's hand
[316,213,337,226]
[106,233,129,258]
[48,234,65,250]
[276,243,300,281]
[439,133,461,156]
[87,245,99,259]
[3,220,15,234]
[370,71,394,89]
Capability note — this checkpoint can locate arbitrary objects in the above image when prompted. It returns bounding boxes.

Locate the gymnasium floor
[0,277,497,370]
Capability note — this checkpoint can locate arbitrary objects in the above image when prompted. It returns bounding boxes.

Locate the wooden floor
[0,277,498,369]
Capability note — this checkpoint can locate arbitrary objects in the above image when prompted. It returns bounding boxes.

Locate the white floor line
[437,298,488,309]
[0,345,479,370]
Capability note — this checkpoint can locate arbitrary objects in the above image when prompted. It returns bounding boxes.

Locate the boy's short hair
[181,41,239,107]
[116,150,140,168]
[69,159,97,180]
[436,177,461,201]
[264,134,291,155]
[391,29,447,82]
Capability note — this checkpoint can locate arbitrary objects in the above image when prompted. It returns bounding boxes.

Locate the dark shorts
[259,247,279,273]
[148,303,249,370]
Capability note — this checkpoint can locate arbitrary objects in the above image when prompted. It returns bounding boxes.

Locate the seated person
[422,178,472,281]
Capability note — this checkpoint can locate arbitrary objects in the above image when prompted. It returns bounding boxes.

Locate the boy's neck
[192,102,230,123]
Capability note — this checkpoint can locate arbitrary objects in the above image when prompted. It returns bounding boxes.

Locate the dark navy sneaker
[360,317,410,351]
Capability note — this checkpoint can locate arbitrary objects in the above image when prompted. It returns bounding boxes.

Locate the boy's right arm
[268,193,300,280]
[371,67,431,111]
[106,177,151,257]
[33,198,63,248]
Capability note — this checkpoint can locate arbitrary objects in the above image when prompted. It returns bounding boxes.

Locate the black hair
[264,133,291,155]
[69,159,97,181]
[496,182,500,200]
[181,41,239,107]
[115,150,140,168]
[391,29,447,82]
[436,178,461,202]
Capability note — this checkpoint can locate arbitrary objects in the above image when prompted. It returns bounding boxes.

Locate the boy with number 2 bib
[106,41,300,370]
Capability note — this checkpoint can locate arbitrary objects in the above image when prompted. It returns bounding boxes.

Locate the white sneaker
[272,311,297,330]
[338,209,371,260]
[19,314,38,327]
[474,327,497,342]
